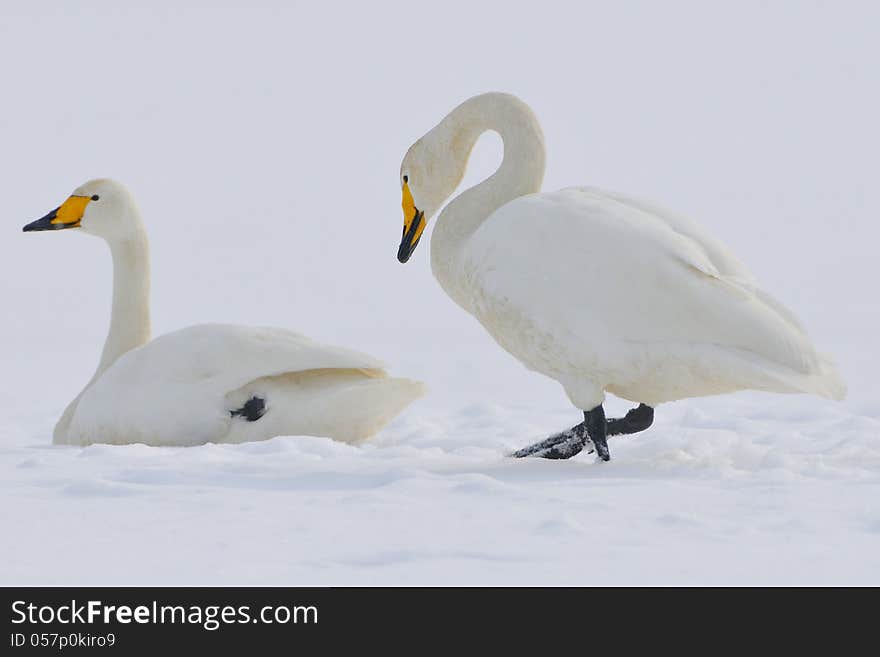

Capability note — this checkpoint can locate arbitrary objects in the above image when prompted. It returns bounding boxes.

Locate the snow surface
[2,1,879,585]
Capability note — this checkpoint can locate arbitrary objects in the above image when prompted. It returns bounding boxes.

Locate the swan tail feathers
[753,352,847,401]
[325,376,426,443]
[810,354,848,401]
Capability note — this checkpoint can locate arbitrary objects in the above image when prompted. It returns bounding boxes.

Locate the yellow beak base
[23,195,92,232]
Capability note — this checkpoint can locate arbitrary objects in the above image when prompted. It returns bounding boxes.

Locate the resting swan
[24,179,424,446]
[396,92,845,461]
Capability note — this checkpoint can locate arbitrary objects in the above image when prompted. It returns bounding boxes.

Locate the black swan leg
[584,405,609,462]
[511,403,654,460]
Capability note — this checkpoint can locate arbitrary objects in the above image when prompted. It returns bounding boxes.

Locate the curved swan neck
[97,219,151,375]
[430,93,546,292]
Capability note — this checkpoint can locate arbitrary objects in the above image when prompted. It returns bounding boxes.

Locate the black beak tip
[397,210,424,264]
[23,208,61,233]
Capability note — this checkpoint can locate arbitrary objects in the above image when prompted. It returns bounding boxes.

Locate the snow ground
[2,2,879,585]
[4,391,880,585]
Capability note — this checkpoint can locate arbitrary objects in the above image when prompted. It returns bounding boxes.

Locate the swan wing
[124,323,390,384]
[571,187,753,281]
[573,186,810,334]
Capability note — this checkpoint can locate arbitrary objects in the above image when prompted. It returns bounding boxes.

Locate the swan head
[23,179,140,242]
[397,129,467,263]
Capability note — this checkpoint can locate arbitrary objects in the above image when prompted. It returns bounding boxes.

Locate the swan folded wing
[567,187,755,280]
[463,190,823,384]
[568,187,811,337]
[69,324,390,445]
[147,324,390,386]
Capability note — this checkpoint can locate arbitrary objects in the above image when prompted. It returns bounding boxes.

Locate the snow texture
[1,1,878,585]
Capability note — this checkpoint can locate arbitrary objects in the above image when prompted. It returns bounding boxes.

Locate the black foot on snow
[510,403,641,462]
[510,425,588,459]
[606,403,654,436]
[590,433,610,462]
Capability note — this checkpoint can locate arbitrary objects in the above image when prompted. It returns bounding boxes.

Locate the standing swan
[24,179,424,446]
[396,92,845,461]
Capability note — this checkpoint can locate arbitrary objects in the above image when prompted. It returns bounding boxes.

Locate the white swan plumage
[396,92,845,460]
[24,179,424,447]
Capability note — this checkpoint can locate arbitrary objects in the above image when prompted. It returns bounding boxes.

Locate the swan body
[66,324,421,446]
[460,186,844,408]
[25,179,423,447]
[397,93,844,459]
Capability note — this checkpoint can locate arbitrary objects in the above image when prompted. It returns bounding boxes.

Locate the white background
[1,1,878,585]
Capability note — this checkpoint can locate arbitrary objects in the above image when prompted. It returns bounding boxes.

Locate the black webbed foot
[606,403,654,436]
[511,403,654,461]
[510,423,588,459]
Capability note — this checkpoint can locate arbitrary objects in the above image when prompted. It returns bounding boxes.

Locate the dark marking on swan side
[230,396,266,422]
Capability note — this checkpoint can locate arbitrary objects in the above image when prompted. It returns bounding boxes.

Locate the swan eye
[403,175,408,184]
[91,195,100,201]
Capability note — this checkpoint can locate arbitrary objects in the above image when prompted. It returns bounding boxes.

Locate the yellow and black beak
[23,195,92,232]
[397,181,425,263]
